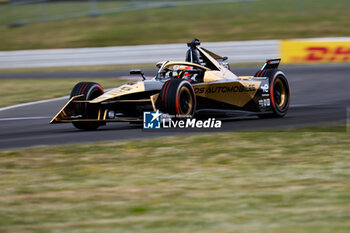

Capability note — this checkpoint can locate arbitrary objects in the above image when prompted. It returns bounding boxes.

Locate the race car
[50,38,290,130]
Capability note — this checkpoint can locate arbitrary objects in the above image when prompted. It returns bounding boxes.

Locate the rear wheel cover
[259,70,290,118]
[274,77,287,109]
[270,72,290,116]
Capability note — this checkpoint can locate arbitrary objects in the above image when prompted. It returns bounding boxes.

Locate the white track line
[0,88,114,113]
[0,96,69,112]
[0,116,50,121]
[0,100,309,113]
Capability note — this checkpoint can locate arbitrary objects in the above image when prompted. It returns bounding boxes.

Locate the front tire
[158,79,196,118]
[70,82,104,130]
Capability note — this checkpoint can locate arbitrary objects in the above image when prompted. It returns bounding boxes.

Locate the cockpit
[155,62,207,83]
[155,39,236,83]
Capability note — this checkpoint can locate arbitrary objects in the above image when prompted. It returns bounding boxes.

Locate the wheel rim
[274,77,287,109]
[178,87,193,115]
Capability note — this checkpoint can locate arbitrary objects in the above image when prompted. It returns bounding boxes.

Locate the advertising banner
[281,40,350,64]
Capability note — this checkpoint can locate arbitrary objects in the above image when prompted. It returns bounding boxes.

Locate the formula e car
[51,39,290,130]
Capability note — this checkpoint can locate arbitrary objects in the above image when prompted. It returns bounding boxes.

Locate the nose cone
[89,80,163,103]
[90,81,146,103]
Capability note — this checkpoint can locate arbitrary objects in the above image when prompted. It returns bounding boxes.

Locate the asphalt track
[0,64,349,150]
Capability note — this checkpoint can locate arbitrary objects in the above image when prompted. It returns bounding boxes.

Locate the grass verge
[0,127,349,232]
[0,0,350,50]
[0,64,157,74]
[0,78,128,108]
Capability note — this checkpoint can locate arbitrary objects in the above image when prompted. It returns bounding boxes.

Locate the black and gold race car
[51,39,290,130]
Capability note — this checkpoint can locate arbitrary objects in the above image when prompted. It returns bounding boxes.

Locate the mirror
[129,69,146,80]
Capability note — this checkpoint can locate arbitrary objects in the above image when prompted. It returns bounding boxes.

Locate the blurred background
[1,0,350,50]
[0,0,349,69]
[4,0,348,28]
[1,3,350,232]
[0,0,349,105]
[2,0,350,28]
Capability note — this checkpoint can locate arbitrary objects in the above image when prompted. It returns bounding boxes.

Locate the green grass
[1,0,350,50]
[0,0,127,25]
[0,127,349,232]
[0,78,128,108]
[0,64,157,74]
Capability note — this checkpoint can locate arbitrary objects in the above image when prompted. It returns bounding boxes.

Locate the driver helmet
[175,65,193,78]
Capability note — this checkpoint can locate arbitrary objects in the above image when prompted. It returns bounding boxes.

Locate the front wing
[50,94,159,123]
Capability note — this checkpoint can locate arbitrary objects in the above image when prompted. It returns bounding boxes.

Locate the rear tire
[158,79,196,118]
[70,82,104,130]
[258,70,290,118]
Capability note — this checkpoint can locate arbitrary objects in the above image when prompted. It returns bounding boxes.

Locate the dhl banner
[281,40,350,64]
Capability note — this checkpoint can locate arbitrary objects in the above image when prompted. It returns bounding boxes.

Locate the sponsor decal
[281,40,350,64]
[143,111,221,129]
[268,60,280,64]
[253,76,268,80]
[194,85,256,94]
[261,84,269,93]
[259,99,271,107]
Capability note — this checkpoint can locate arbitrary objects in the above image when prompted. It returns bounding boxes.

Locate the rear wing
[260,58,281,70]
